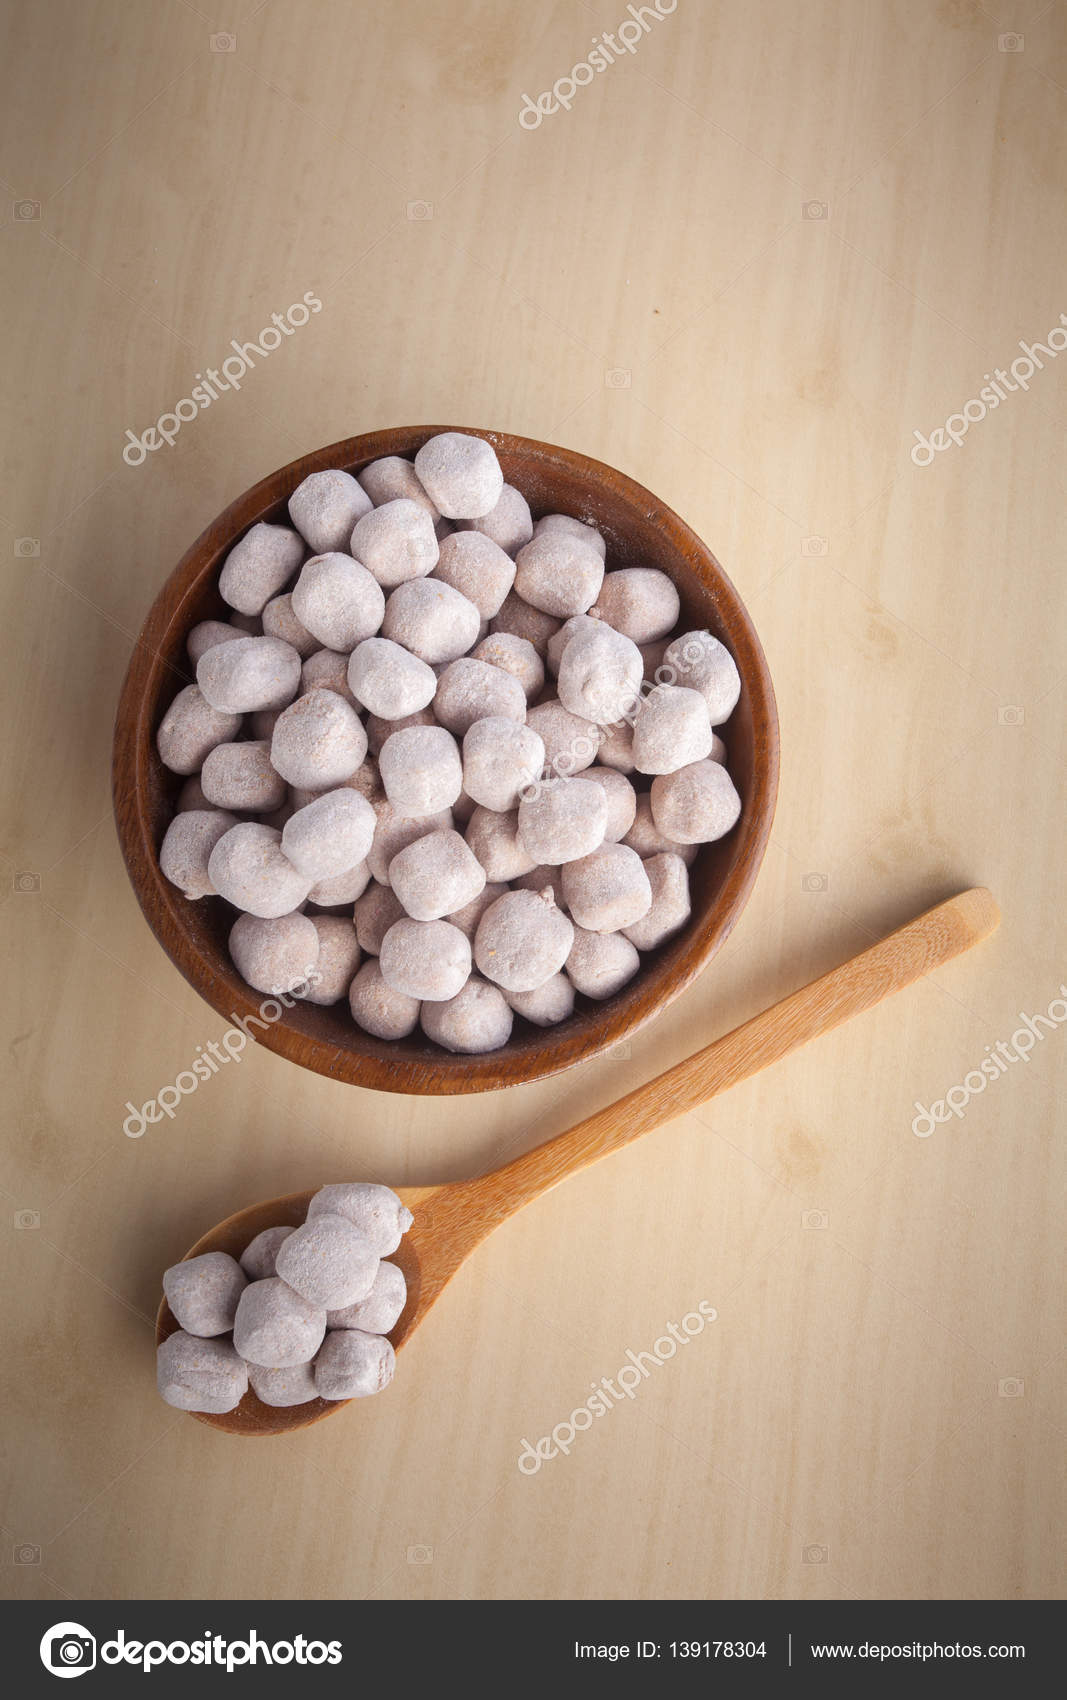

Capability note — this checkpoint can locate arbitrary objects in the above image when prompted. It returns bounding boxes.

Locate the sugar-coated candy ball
[270,689,367,789]
[366,705,436,756]
[281,788,376,881]
[565,925,641,999]
[517,777,608,864]
[348,958,421,1039]
[308,1183,413,1256]
[233,1277,327,1369]
[229,910,320,994]
[389,828,485,921]
[381,577,481,664]
[456,482,533,554]
[347,636,437,719]
[490,590,561,655]
[421,974,513,1053]
[414,431,504,520]
[218,521,305,616]
[240,1225,295,1282]
[315,1329,396,1399]
[301,646,359,708]
[632,685,714,774]
[159,808,239,899]
[379,917,472,1001]
[623,853,692,950]
[462,717,545,812]
[474,888,574,993]
[546,612,599,676]
[434,657,527,735]
[328,1260,406,1335]
[596,717,637,774]
[157,1331,248,1413]
[301,916,361,1004]
[433,531,516,618]
[472,631,545,701]
[514,532,604,618]
[187,620,243,665]
[533,512,607,559]
[208,823,311,918]
[663,630,741,725]
[163,1252,247,1337]
[201,740,287,812]
[582,766,637,842]
[276,1213,379,1310]
[247,1360,318,1407]
[650,759,741,844]
[378,724,462,817]
[465,805,535,882]
[261,592,318,658]
[306,861,371,908]
[350,498,439,589]
[354,881,406,953]
[446,879,508,939]
[157,684,241,774]
[557,621,644,724]
[561,842,653,932]
[366,800,453,884]
[197,635,302,715]
[288,468,372,554]
[290,552,385,650]
[507,972,575,1026]
[358,454,440,519]
[591,568,680,643]
[623,794,698,865]
[525,700,600,776]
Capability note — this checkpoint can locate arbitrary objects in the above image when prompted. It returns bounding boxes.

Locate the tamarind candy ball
[472,631,545,701]
[433,657,526,735]
[301,915,361,1004]
[473,888,574,993]
[348,958,421,1039]
[591,568,680,643]
[314,1329,396,1400]
[378,724,463,816]
[561,842,653,932]
[218,521,305,616]
[208,822,312,918]
[455,482,533,555]
[433,530,516,618]
[632,684,714,775]
[160,808,239,899]
[239,1226,295,1282]
[261,592,318,659]
[413,430,504,520]
[327,1259,407,1335]
[650,758,741,844]
[513,531,604,618]
[465,805,536,882]
[462,716,545,812]
[288,468,371,554]
[270,689,368,789]
[663,630,741,725]
[381,577,481,664]
[378,916,472,1001]
[357,454,440,520]
[350,498,440,589]
[507,972,576,1027]
[201,740,287,812]
[517,776,608,865]
[156,684,240,775]
[157,1331,248,1413]
[420,973,514,1053]
[623,852,692,951]
[565,925,641,1000]
[233,1277,327,1369]
[162,1251,247,1338]
[197,635,302,715]
[533,512,607,560]
[347,636,437,720]
[229,911,320,995]
[290,551,386,650]
[623,794,698,865]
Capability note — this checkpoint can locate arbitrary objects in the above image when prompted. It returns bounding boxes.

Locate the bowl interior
[114,428,778,1093]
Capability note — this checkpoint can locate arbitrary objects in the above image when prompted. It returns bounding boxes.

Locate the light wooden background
[2,0,1064,1603]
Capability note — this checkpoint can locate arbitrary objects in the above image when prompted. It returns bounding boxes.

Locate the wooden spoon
[158,887,999,1435]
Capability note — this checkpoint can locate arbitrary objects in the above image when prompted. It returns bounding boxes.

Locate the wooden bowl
[113,427,779,1094]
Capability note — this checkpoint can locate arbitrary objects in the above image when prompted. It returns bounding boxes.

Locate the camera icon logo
[14,537,40,557]
[407,200,433,220]
[15,1208,40,1229]
[801,535,828,556]
[996,704,1024,726]
[998,33,1024,52]
[802,201,828,220]
[997,1377,1024,1398]
[803,1544,828,1564]
[14,199,41,220]
[407,1544,434,1563]
[608,1040,633,1060]
[14,1542,41,1563]
[39,1622,96,1678]
[14,871,41,893]
[802,1209,829,1230]
[604,368,631,389]
[210,32,236,52]
[802,872,828,893]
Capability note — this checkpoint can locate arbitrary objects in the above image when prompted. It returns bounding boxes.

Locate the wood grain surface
[2,0,1064,1604]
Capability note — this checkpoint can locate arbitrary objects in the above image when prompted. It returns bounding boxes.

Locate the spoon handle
[461,887,999,1224]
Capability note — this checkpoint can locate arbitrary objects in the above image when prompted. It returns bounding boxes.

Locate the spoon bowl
[157,888,999,1435]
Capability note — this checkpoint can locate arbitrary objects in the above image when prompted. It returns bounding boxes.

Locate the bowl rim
[112,426,779,1095]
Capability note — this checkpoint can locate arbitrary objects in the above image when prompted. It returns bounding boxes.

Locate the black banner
[6,1600,1059,1693]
